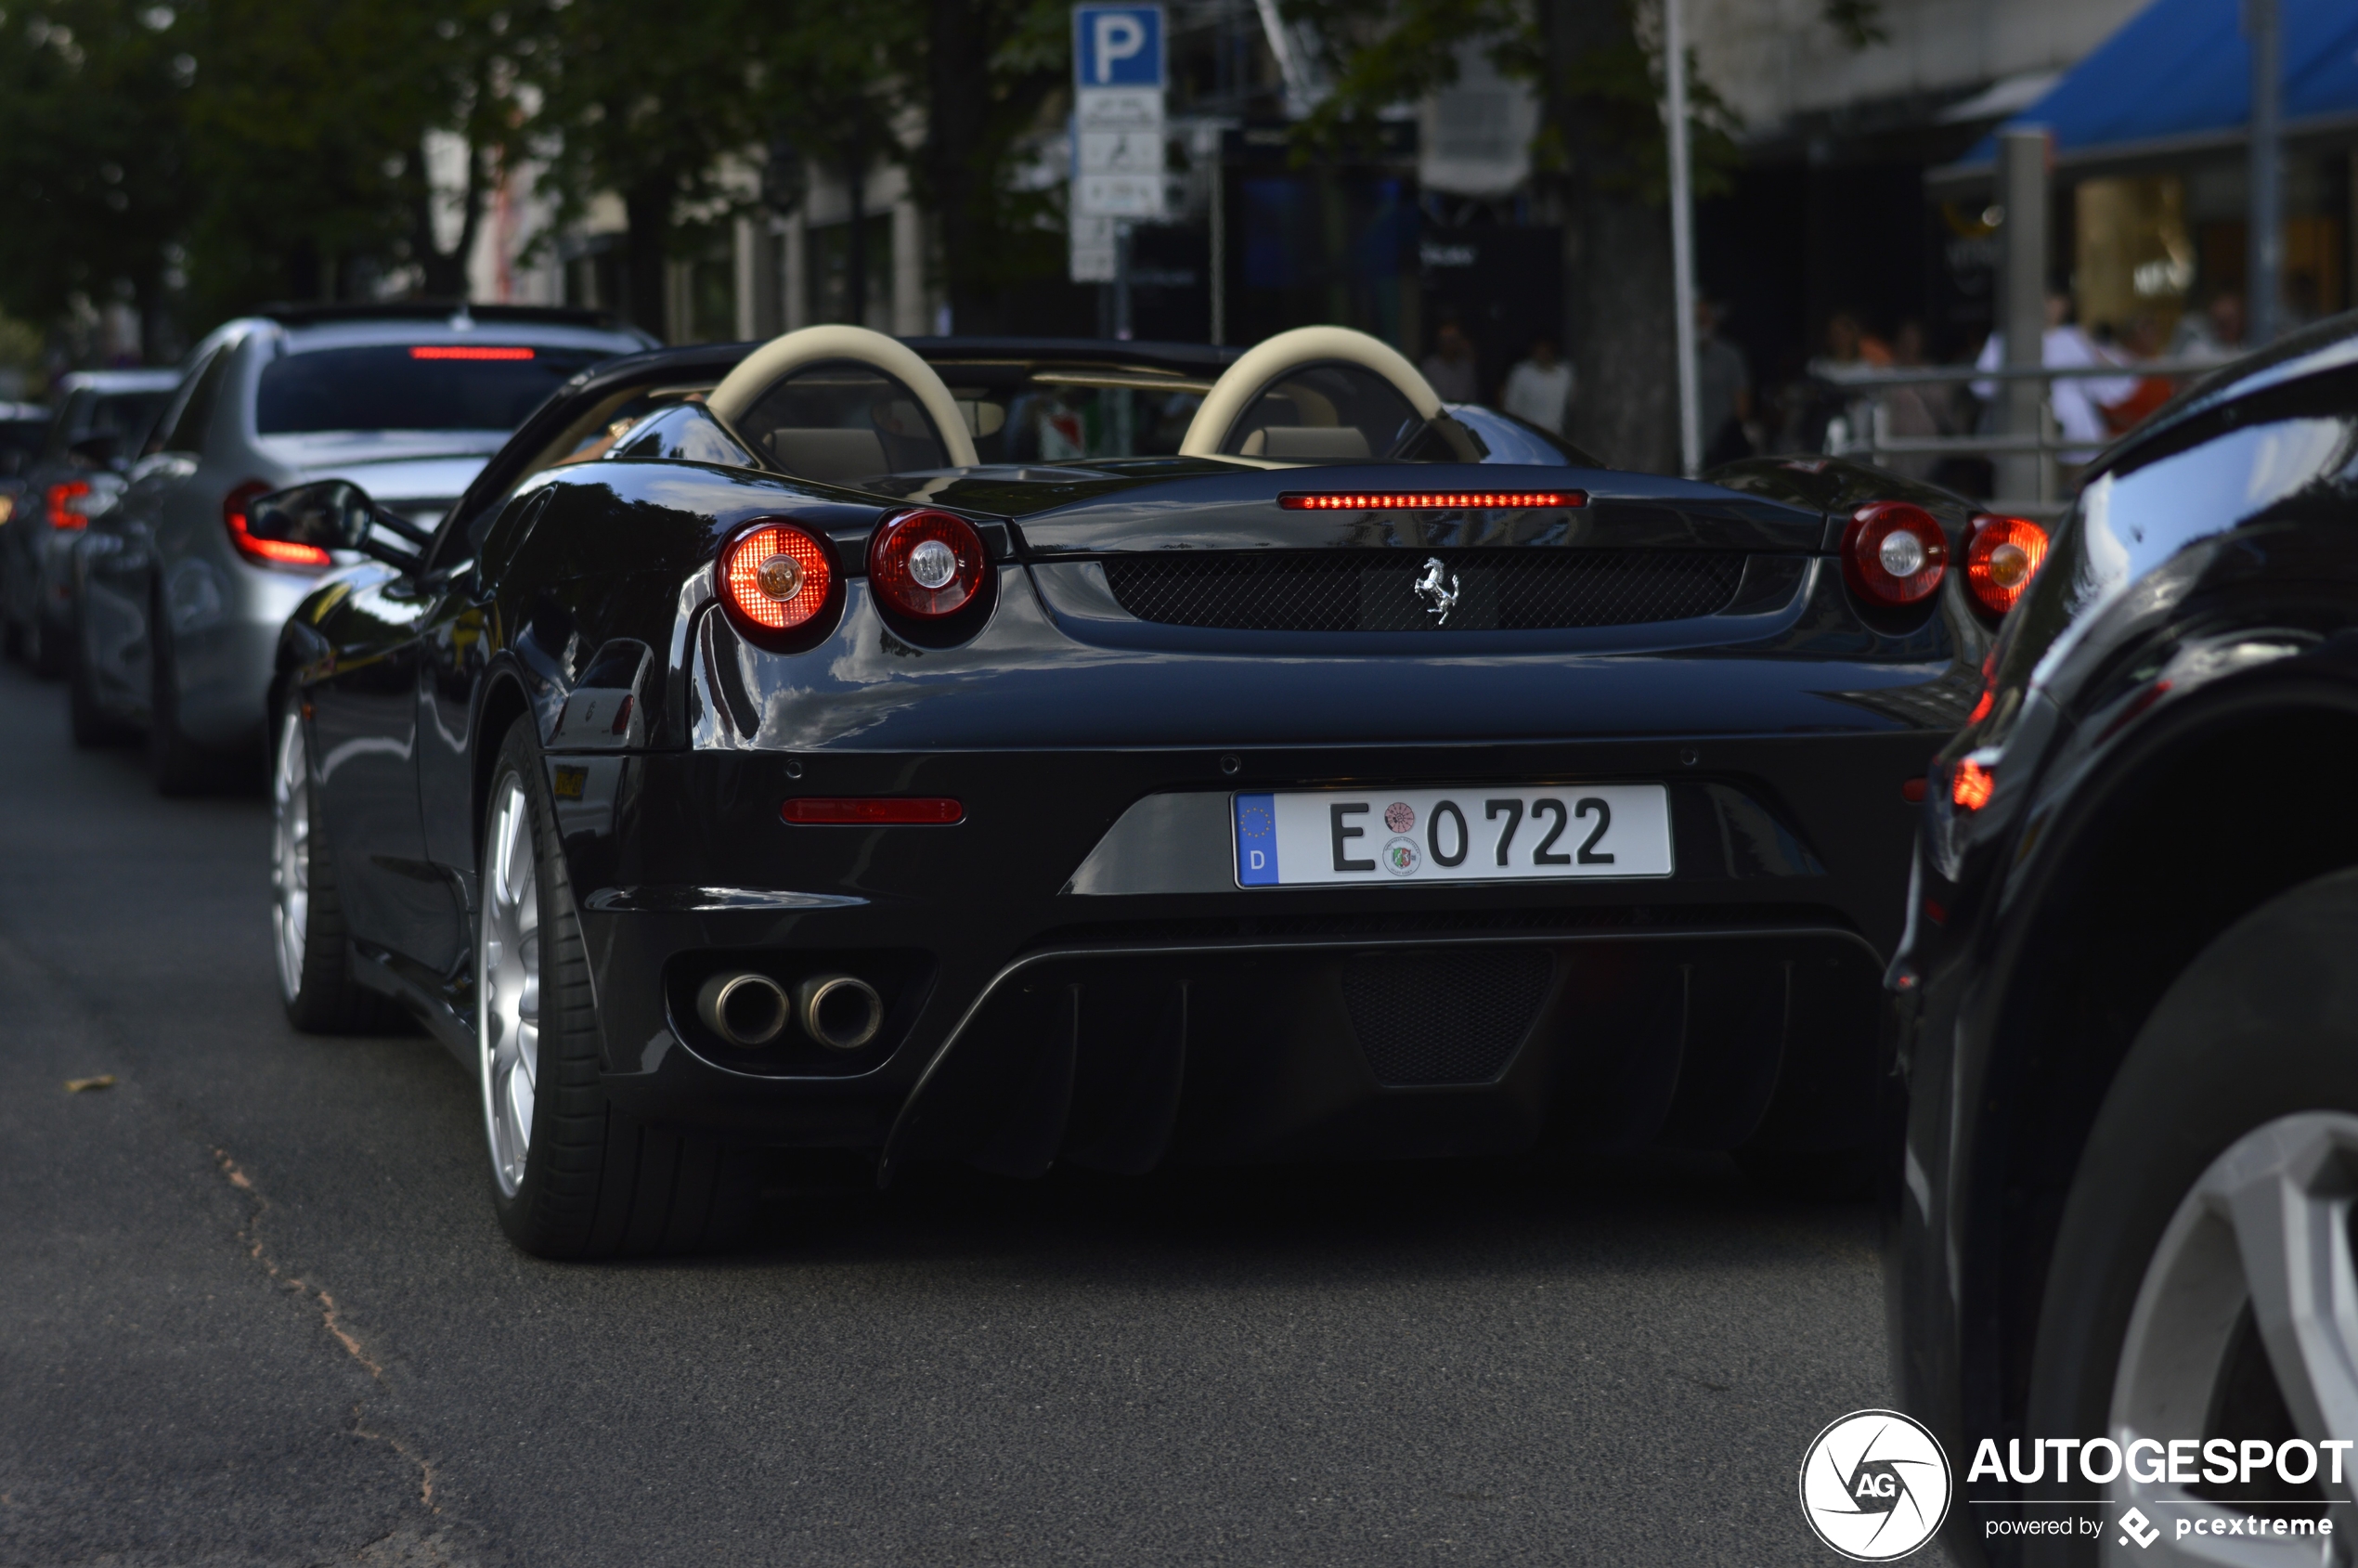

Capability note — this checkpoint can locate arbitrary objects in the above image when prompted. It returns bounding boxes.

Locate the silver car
[71,305,651,789]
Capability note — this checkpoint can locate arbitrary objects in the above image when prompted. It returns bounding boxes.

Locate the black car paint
[280,343,1990,1178]
[1886,315,2358,1562]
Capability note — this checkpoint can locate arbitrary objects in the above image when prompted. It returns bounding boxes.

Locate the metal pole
[1114,219,1134,342]
[1998,126,2050,504]
[2248,0,2282,345]
[1210,153,1225,346]
[1663,0,1701,477]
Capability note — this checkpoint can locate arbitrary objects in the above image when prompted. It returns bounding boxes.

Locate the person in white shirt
[1972,292,2136,464]
[1499,334,1574,435]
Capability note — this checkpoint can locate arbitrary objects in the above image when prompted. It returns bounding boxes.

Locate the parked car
[251,321,2035,1258]
[1889,313,2358,1560]
[2,370,176,673]
[68,303,653,788]
[0,400,52,568]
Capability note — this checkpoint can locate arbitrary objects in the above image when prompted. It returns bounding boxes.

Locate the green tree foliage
[0,1,200,343]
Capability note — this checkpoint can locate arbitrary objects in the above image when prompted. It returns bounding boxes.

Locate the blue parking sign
[1073,5,1164,88]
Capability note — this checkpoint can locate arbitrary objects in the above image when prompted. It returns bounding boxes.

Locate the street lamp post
[1663,0,1701,478]
[2248,0,2282,345]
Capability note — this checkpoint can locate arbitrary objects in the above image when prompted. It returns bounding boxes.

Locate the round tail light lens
[1963,513,2049,614]
[1842,501,1949,606]
[867,509,986,619]
[721,522,833,632]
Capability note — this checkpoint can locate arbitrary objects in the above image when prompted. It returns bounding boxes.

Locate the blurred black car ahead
[1,369,175,673]
[1890,312,2358,1562]
[0,399,50,545]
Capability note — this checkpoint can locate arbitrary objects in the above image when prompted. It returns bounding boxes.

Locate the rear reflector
[1277,491,1585,511]
[1901,777,1928,803]
[408,345,536,360]
[781,797,964,825]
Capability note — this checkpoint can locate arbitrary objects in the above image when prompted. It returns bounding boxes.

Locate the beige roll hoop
[706,324,979,479]
[1179,325,1450,460]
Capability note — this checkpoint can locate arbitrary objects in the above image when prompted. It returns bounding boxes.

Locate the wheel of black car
[2017,868,2358,1565]
[270,705,391,1032]
[68,607,133,747]
[477,718,756,1259]
[149,607,221,795]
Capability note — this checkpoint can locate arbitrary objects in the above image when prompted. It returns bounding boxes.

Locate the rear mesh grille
[1102,551,1744,632]
[1341,948,1555,1086]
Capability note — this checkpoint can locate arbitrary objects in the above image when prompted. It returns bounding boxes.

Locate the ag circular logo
[1798,1409,1950,1561]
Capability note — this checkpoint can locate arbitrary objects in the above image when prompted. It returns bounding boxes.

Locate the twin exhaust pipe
[694,970,884,1052]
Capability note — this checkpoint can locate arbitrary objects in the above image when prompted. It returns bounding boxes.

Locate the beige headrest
[1179,326,1445,458]
[706,324,978,469]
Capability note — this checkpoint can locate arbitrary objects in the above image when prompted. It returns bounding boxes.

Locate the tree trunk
[923,0,991,331]
[623,176,670,337]
[1543,0,1678,474]
[411,140,486,301]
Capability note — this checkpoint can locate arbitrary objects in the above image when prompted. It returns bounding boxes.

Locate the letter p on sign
[1075,6,1163,87]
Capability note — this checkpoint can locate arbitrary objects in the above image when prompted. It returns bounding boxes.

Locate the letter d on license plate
[1234,784,1672,888]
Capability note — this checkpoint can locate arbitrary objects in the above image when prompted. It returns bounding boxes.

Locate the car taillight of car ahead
[720,520,834,635]
[45,479,91,530]
[1842,501,1949,606]
[1964,513,2049,614]
[222,479,331,567]
[868,509,986,619]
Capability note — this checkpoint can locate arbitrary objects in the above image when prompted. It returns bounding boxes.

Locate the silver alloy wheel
[269,711,309,1003]
[478,775,541,1198]
[2105,1111,2358,1563]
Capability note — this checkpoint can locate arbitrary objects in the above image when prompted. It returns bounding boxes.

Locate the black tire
[68,610,135,747]
[479,718,756,1259]
[2016,868,2358,1564]
[270,705,395,1032]
[149,607,225,795]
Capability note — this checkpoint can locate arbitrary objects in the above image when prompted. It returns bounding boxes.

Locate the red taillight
[781,797,964,825]
[1964,514,2049,615]
[1842,502,1948,606]
[1951,759,1994,810]
[223,479,330,566]
[409,345,536,360]
[721,521,834,632]
[1277,491,1586,511]
[45,479,90,530]
[867,509,986,619]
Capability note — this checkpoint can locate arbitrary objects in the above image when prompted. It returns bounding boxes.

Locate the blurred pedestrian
[1807,311,1890,383]
[2170,292,2246,363]
[2101,311,2175,434]
[1694,299,1752,465]
[1421,317,1480,404]
[1972,290,2135,464]
[1499,333,1574,435]
[1875,320,1946,482]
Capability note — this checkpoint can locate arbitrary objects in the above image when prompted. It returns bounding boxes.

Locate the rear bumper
[564,728,1934,1165]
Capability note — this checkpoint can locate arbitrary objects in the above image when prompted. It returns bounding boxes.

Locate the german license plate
[1233,785,1672,887]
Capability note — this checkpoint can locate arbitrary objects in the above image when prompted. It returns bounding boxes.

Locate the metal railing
[1815,357,2230,518]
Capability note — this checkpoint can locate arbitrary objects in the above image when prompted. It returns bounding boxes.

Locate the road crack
[213,1147,438,1515]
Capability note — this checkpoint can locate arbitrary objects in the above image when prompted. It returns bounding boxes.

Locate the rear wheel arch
[472,671,532,869]
[1969,682,2358,1433]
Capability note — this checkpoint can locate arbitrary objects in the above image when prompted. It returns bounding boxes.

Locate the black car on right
[1891,313,2358,1562]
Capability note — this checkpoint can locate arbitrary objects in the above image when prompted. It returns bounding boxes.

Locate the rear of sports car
[545,451,2008,1181]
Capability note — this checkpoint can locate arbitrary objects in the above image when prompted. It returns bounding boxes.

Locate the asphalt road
[0,654,1912,1568]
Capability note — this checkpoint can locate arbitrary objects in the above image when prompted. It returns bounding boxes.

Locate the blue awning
[1942,0,2358,178]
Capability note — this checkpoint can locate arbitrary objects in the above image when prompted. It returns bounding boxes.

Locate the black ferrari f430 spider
[254,323,2040,1256]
